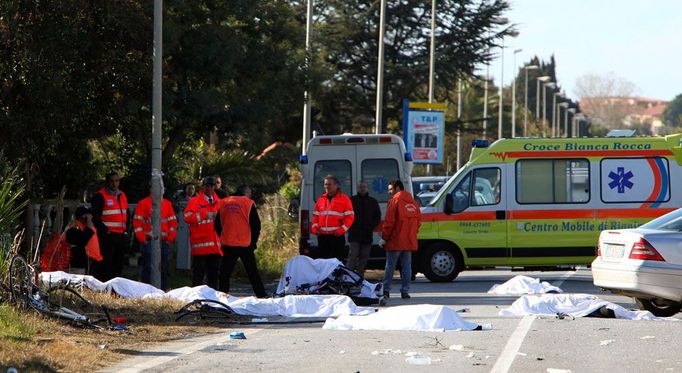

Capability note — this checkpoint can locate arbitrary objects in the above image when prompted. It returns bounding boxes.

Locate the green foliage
[663,94,682,127]
[0,304,34,340]
[0,167,27,235]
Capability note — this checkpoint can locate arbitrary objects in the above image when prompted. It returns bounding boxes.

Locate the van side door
[441,166,508,266]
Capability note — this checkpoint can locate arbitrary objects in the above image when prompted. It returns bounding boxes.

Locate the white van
[298,134,414,264]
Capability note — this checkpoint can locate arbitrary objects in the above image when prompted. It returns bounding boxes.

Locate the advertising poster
[404,109,444,164]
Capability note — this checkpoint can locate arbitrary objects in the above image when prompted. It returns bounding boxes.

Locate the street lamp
[564,108,576,137]
[552,92,564,137]
[558,102,569,138]
[301,0,314,154]
[498,30,519,139]
[523,65,539,137]
[375,0,386,134]
[536,76,550,134]
[542,81,555,137]
[511,48,522,138]
[482,17,509,140]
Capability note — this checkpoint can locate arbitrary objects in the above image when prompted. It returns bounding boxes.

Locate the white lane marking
[553,270,577,289]
[490,315,536,373]
[105,329,264,373]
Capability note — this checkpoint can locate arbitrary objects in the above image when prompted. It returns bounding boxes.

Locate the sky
[490,0,682,102]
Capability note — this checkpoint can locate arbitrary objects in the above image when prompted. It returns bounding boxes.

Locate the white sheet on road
[487,275,563,295]
[275,255,381,299]
[499,293,679,321]
[323,304,491,332]
[39,271,376,318]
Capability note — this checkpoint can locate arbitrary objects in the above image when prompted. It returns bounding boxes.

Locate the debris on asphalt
[371,349,403,355]
[466,352,475,358]
[517,352,527,356]
[599,339,615,346]
[449,344,464,351]
[405,353,431,365]
[229,331,246,340]
[640,336,655,340]
[546,369,572,373]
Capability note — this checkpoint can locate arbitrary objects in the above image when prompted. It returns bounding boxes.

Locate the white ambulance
[298,134,414,264]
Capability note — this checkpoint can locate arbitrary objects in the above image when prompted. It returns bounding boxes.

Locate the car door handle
[496,210,506,220]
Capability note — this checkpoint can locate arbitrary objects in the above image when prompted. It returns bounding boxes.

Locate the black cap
[203,176,216,186]
[75,206,91,218]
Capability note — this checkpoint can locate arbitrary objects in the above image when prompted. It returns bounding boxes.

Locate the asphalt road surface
[104,268,682,373]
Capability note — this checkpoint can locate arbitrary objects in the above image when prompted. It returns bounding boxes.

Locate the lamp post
[374,0,386,134]
[428,0,436,103]
[567,108,576,138]
[482,17,508,140]
[498,31,519,139]
[552,92,563,137]
[558,102,569,138]
[511,48,522,138]
[536,76,550,134]
[542,81,555,137]
[301,0,314,154]
[523,65,539,137]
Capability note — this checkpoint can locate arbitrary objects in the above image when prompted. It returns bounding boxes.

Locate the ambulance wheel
[636,297,682,317]
[421,243,461,282]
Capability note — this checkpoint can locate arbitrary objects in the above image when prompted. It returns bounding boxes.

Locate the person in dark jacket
[346,180,381,277]
[65,206,103,274]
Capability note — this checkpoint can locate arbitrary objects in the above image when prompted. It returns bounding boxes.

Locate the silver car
[592,208,682,316]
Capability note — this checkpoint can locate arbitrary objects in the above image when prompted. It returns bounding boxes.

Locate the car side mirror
[444,194,453,215]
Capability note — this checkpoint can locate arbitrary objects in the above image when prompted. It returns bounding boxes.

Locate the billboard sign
[402,100,445,164]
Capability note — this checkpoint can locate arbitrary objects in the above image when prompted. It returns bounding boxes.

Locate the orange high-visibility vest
[133,196,178,243]
[183,191,222,256]
[311,191,354,236]
[218,196,254,247]
[97,188,128,234]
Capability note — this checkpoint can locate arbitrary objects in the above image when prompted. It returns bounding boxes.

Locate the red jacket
[133,196,178,243]
[382,190,420,251]
[183,191,222,256]
[96,188,128,234]
[311,191,354,236]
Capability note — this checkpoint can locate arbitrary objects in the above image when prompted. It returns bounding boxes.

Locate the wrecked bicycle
[8,253,116,329]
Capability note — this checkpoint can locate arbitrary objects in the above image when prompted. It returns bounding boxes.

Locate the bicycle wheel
[8,255,32,308]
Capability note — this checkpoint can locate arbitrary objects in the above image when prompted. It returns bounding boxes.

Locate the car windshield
[639,208,682,231]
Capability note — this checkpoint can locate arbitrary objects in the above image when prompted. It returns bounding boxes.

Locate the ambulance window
[516,159,590,204]
[361,159,399,203]
[450,173,471,213]
[314,160,352,199]
[472,168,501,206]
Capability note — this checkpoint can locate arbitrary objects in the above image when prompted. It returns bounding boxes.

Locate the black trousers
[192,254,221,290]
[317,234,348,263]
[93,232,127,282]
[219,246,267,298]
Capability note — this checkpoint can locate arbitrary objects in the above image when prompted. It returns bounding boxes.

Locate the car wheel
[420,243,462,282]
[635,297,682,317]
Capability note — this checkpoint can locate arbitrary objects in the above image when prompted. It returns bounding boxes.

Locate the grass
[0,290,226,372]
[0,304,34,340]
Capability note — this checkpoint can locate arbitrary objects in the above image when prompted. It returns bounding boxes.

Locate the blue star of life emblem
[372,177,388,193]
[608,167,634,193]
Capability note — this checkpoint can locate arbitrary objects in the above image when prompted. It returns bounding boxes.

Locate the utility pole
[375,0,386,134]
[301,0,313,155]
[150,0,163,288]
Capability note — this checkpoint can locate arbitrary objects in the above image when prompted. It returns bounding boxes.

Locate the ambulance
[417,134,682,282]
[298,134,414,260]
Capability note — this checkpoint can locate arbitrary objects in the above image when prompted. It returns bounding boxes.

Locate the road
[104,269,682,373]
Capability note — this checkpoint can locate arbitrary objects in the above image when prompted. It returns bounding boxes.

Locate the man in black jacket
[346,181,381,277]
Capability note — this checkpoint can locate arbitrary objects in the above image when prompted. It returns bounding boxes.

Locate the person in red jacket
[183,177,222,289]
[91,171,129,282]
[215,185,267,298]
[311,175,354,263]
[381,179,420,299]
[133,186,178,290]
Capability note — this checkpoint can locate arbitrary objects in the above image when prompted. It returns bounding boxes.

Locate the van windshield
[314,160,352,198]
[362,159,399,202]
